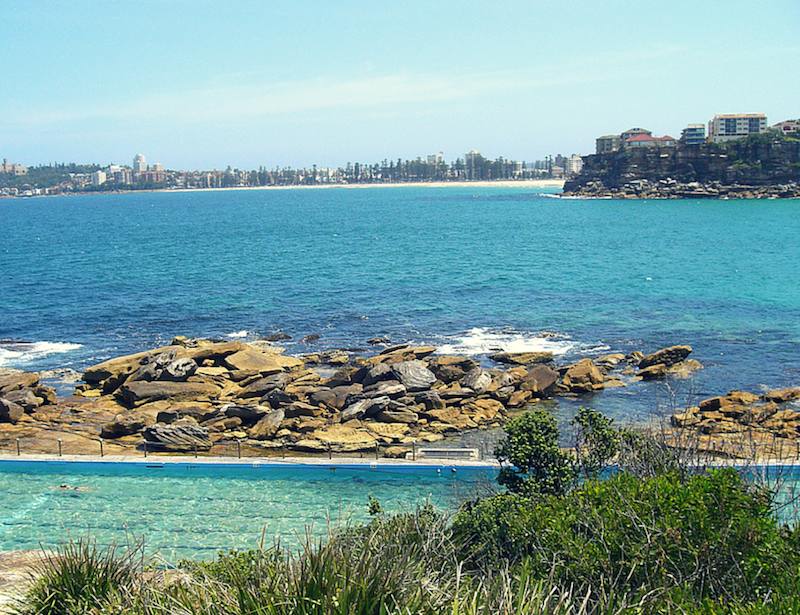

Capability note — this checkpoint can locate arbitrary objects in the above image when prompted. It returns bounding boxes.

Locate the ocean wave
[0,341,83,367]
[437,328,578,356]
[226,330,250,339]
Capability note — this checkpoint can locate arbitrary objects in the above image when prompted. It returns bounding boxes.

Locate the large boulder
[561,359,604,393]
[0,372,40,395]
[249,408,285,439]
[363,380,407,399]
[361,363,395,386]
[3,388,43,412]
[391,361,437,392]
[489,351,553,366]
[101,412,154,439]
[638,345,692,369]
[237,373,293,398]
[427,356,479,383]
[117,381,220,408]
[223,403,269,424]
[461,368,492,394]
[223,349,285,374]
[520,364,559,397]
[0,398,24,424]
[142,419,212,452]
[83,345,180,384]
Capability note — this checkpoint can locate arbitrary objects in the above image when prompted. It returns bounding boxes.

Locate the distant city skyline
[1,0,798,168]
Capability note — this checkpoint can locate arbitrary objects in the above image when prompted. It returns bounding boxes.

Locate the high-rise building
[464,149,481,179]
[426,152,444,165]
[566,154,584,176]
[680,124,706,145]
[708,113,767,143]
[91,170,107,186]
[133,154,147,174]
[596,135,621,154]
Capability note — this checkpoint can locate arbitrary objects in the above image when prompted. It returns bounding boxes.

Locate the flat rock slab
[118,381,220,407]
[489,351,554,365]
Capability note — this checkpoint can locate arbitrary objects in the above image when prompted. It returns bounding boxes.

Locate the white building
[426,152,444,165]
[91,170,107,186]
[133,154,147,174]
[708,113,767,143]
[566,154,583,176]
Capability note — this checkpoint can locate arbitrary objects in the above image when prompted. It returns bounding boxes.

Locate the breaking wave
[437,328,578,356]
[0,341,83,367]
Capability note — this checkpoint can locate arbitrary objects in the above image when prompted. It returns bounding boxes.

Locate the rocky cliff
[564,134,800,198]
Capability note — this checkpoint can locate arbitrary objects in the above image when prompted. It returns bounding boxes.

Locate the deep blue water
[2,186,800,421]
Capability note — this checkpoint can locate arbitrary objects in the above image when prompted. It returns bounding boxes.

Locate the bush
[16,540,140,615]
[453,469,799,602]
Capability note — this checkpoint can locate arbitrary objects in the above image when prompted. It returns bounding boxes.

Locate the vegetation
[17,408,800,614]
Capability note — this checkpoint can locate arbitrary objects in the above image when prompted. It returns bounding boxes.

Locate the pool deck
[0,452,501,468]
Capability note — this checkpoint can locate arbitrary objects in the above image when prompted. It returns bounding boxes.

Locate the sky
[1,0,798,169]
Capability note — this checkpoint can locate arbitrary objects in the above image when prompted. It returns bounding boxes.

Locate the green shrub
[453,469,799,602]
[16,540,140,615]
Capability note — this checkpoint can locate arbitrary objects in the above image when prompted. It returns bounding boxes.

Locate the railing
[3,436,498,463]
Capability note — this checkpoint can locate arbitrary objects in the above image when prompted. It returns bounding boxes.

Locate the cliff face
[565,136,800,191]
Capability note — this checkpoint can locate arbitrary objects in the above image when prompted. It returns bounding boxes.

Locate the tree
[495,409,575,497]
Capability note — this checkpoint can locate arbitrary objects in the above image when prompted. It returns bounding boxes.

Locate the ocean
[2,185,800,422]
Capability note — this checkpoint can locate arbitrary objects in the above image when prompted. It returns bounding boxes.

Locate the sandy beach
[159,178,565,195]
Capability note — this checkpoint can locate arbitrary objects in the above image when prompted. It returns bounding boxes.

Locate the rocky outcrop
[0,337,714,457]
[564,135,800,198]
[672,388,800,440]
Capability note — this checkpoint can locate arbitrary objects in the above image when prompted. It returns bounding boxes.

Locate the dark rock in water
[142,420,211,452]
[0,398,24,424]
[117,381,220,408]
[250,408,285,439]
[301,334,321,344]
[638,345,692,369]
[265,332,292,342]
[239,373,292,398]
[223,403,268,424]
[520,364,559,397]
[367,336,391,345]
[461,368,492,394]
[489,351,554,365]
[391,360,436,392]
[3,388,42,412]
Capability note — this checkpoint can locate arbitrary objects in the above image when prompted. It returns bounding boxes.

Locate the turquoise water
[2,186,800,420]
[0,461,495,560]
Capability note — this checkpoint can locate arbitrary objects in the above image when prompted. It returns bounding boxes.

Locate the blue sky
[1,0,798,169]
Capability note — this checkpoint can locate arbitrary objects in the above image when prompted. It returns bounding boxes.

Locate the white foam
[226,330,250,339]
[0,341,83,367]
[437,328,577,356]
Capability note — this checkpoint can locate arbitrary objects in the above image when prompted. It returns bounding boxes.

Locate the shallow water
[2,186,800,421]
[0,461,495,560]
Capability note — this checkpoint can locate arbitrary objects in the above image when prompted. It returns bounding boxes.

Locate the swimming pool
[0,460,497,561]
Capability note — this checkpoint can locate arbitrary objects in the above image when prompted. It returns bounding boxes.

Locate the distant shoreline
[0,178,565,200]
